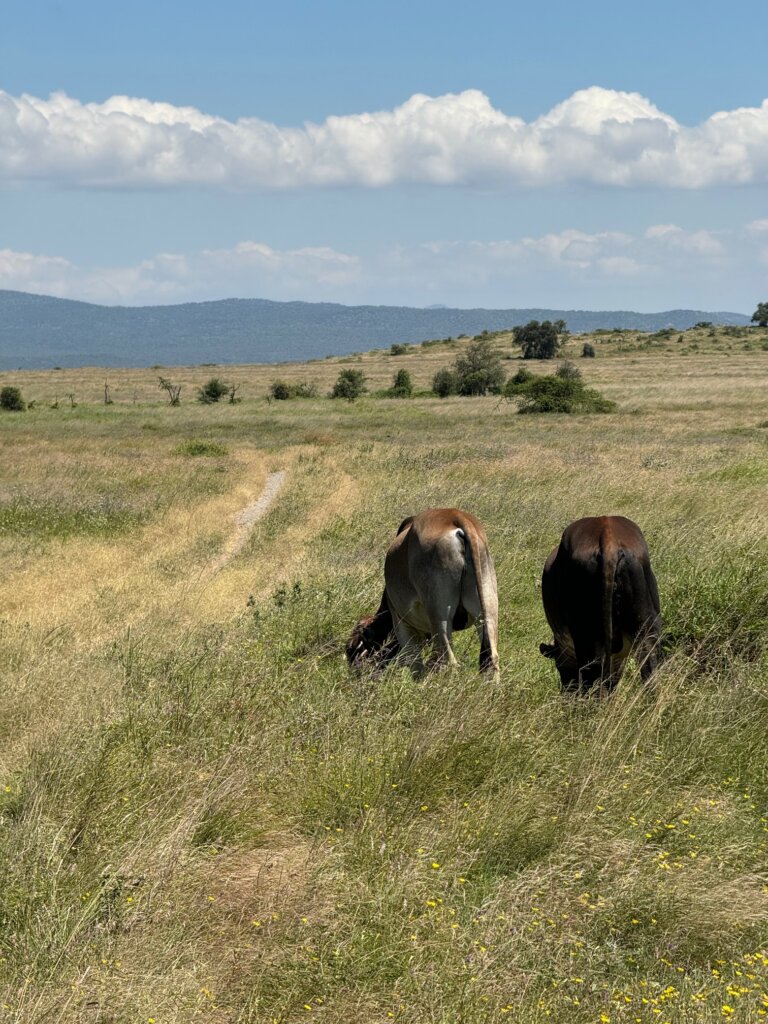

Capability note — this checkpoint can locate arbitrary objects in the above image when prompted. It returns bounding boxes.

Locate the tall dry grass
[0,340,766,1022]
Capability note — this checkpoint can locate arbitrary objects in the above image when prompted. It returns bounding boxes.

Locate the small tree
[432,368,459,397]
[390,343,409,355]
[751,302,768,328]
[158,376,181,405]
[389,369,413,397]
[198,378,229,404]
[330,369,367,402]
[581,342,596,358]
[454,338,505,395]
[228,383,241,404]
[0,386,25,411]
[513,320,566,359]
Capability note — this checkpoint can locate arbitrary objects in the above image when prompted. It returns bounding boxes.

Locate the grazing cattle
[347,508,499,677]
[540,515,662,693]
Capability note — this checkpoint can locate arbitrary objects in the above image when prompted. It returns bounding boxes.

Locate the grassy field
[1,329,767,1023]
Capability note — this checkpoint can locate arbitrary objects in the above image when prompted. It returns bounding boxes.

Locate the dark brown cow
[347,508,499,677]
[540,515,662,693]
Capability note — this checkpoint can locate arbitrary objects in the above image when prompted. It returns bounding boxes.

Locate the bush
[0,386,25,411]
[197,378,229,404]
[432,368,459,398]
[389,343,409,355]
[454,338,506,395]
[556,360,582,381]
[389,369,413,398]
[513,320,566,359]
[269,380,318,400]
[513,365,615,414]
[330,369,367,402]
[503,367,534,396]
[581,342,596,358]
[270,380,293,400]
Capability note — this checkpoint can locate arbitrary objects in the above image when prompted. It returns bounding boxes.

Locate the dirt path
[248,462,356,601]
[207,470,286,575]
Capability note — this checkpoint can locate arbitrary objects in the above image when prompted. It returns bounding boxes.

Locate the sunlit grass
[0,338,766,1021]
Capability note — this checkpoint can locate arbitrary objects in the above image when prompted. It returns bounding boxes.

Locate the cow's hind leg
[431,617,458,670]
[394,620,425,675]
[635,623,662,683]
[423,605,457,670]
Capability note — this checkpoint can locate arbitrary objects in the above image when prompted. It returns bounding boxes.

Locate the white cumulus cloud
[1,86,768,189]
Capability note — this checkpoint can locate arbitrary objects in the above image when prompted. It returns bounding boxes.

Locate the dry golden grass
[0,330,767,1022]
[4,324,765,405]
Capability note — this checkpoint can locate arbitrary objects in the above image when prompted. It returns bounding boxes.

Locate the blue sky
[1,0,767,310]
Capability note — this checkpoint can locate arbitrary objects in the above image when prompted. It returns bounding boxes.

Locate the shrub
[389,343,409,355]
[556,360,582,381]
[432,368,459,398]
[198,378,230,404]
[514,366,615,414]
[513,319,566,359]
[454,338,506,395]
[270,380,292,401]
[503,367,534,396]
[269,380,318,400]
[330,369,367,402]
[389,369,413,398]
[0,386,25,411]
[581,342,596,358]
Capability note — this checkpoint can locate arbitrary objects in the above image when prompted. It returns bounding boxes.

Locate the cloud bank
[1,86,768,189]
[0,242,360,304]
[1,223,761,307]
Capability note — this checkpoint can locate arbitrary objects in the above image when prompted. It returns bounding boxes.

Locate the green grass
[0,493,150,540]
[174,439,230,457]
[0,343,766,1022]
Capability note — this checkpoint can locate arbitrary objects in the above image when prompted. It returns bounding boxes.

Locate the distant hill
[0,289,750,370]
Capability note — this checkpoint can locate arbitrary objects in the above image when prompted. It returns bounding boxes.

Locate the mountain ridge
[0,289,749,370]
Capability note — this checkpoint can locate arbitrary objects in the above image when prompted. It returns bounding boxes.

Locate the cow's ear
[539,642,556,659]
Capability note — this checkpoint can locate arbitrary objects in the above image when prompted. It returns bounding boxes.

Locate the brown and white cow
[540,515,662,694]
[347,508,499,677]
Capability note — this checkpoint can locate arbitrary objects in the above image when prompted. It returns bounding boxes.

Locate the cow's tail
[457,518,499,676]
[601,542,619,680]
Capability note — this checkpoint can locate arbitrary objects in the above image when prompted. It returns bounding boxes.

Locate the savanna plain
[1,328,767,1023]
